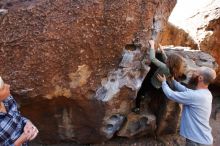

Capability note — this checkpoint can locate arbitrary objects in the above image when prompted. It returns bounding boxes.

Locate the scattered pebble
[0,9,8,15]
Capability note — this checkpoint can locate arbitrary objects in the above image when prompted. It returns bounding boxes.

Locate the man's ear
[198,75,203,81]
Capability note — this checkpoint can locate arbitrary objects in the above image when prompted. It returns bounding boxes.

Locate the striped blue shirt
[162,80,213,145]
[0,96,28,146]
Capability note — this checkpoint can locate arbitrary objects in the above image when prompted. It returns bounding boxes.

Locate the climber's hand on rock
[157,74,166,82]
[158,44,164,52]
[148,40,155,49]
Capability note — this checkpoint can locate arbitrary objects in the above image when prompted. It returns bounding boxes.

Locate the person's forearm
[14,134,27,146]
[149,48,158,63]
[161,50,167,61]
[172,79,189,92]
[149,48,156,61]
[161,81,193,104]
[162,81,174,99]
[149,48,167,68]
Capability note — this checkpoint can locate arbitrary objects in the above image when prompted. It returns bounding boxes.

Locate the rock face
[0,0,177,144]
[117,47,217,139]
[158,23,198,49]
[117,112,156,138]
[0,0,218,145]
[167,0,220,83]
[164,47,219,83]
[197,5,220,83]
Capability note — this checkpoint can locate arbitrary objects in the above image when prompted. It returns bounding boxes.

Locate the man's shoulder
[193,89,213,101]
[3,95,18,111]
[3,96,15,104]
[195,89,212,95]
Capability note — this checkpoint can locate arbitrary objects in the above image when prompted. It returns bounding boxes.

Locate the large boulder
[0,0,177,144]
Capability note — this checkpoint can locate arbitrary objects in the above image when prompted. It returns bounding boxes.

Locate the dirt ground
[31,97,220,146]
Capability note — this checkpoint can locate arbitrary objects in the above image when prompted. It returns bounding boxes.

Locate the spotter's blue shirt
[162,80,213,145]
[0,96,28,146]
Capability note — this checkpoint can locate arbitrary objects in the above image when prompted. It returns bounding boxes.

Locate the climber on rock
[133,40,186,114]
[157,67,216,146]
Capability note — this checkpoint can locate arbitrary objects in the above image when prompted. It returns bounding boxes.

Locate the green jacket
[150,48,170,89]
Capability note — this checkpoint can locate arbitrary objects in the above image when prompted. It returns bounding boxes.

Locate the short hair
[199,67,216,85]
